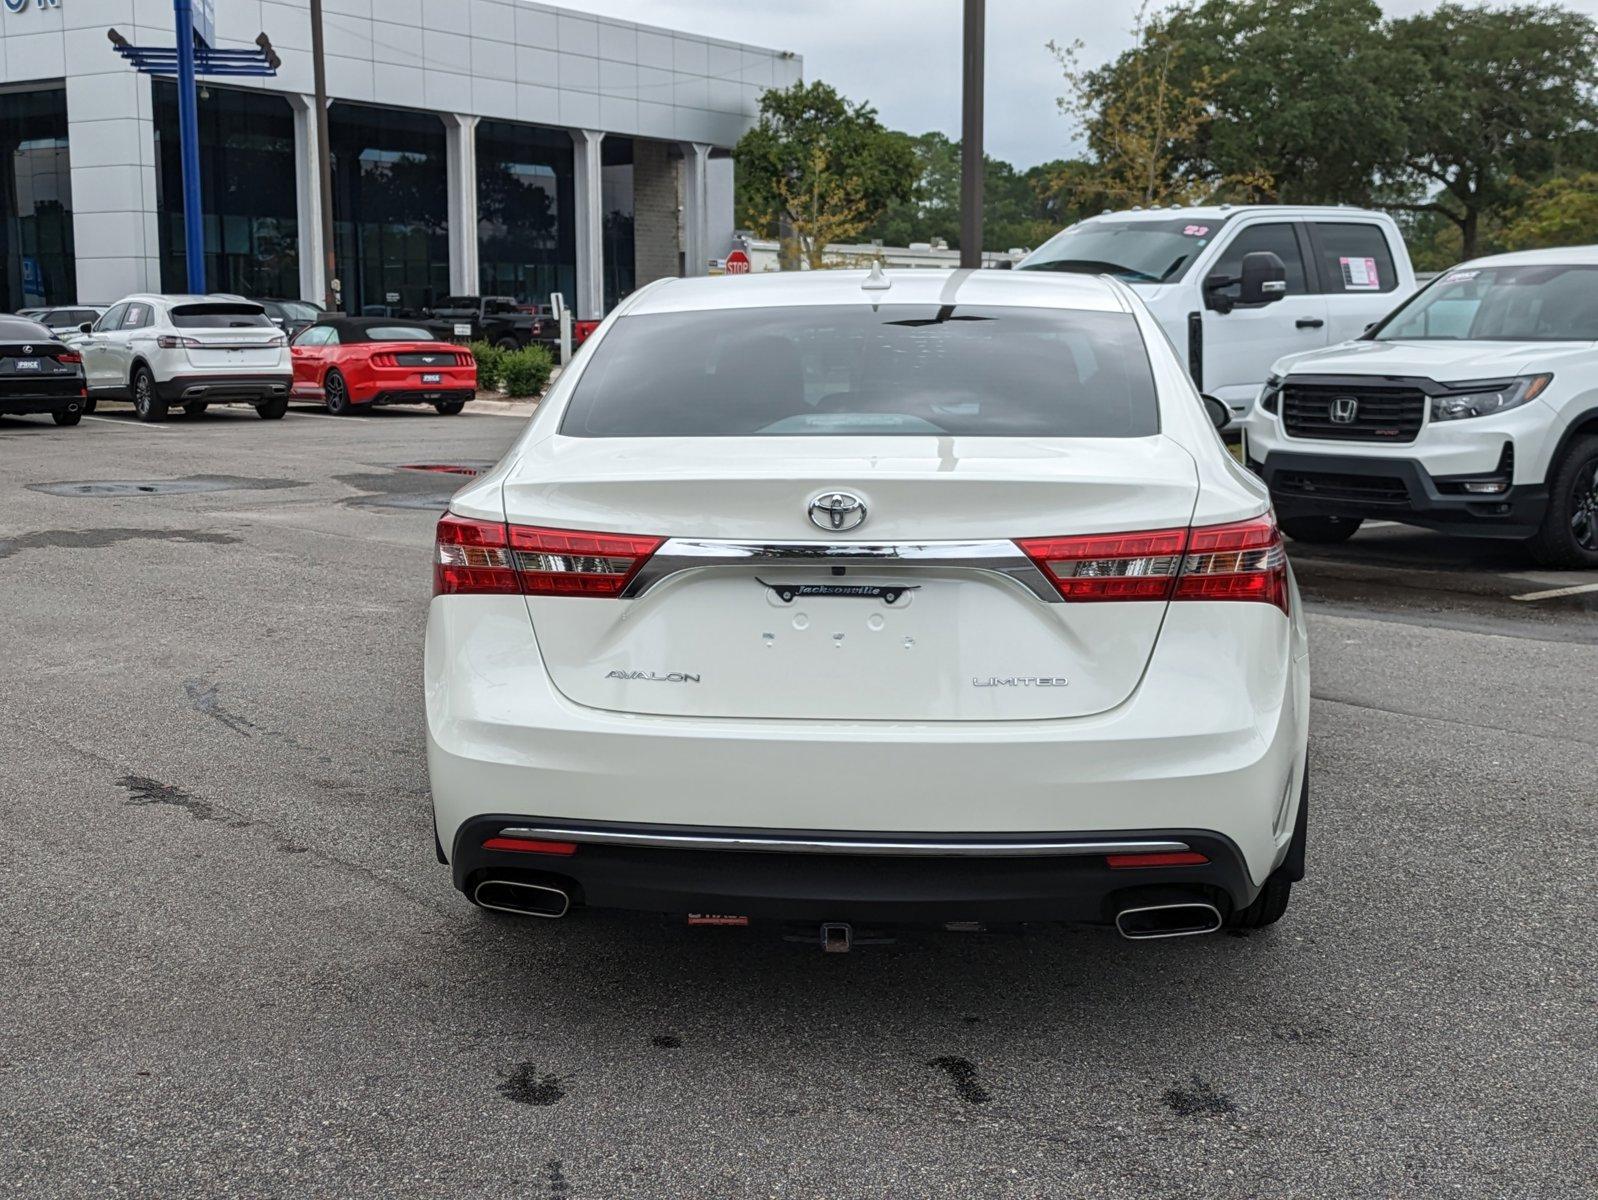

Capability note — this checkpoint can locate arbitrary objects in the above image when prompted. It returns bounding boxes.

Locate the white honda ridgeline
[426,268,1311,945]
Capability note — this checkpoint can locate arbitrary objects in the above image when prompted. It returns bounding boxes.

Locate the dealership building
[0,0,799,317]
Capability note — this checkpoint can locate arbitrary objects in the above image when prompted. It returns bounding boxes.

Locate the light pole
[960,0,985,270]
[310,0,337,310]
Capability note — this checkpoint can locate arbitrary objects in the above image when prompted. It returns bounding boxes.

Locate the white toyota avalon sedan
[426,268,1311,944]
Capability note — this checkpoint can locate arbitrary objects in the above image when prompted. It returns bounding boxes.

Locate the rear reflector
[1105,851,1210,869]
[434,513,662,597]
[1018,514,1288,614]
[482,837,578,856]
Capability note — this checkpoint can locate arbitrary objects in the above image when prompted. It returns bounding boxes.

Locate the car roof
[0,315,61,340]
[1077,204,1393,223]
[310,316,444,340]
[1449,245,1598,269]
[620,268,1131,316]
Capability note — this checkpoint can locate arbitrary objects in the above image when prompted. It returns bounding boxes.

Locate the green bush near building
[499,344,555,398]
[467,340,506,392]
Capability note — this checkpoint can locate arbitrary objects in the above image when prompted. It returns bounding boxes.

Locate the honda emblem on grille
[808,491,867,531]
[1330,396,1360,424]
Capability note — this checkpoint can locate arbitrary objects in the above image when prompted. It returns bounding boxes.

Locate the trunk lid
[503,435,1198,721]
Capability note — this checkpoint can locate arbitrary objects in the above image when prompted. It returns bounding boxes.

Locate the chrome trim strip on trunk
[494,826,1191,858]
[622,537,1060,602]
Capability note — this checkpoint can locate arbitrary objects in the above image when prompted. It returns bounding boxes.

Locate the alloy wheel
[1572,457,1598,551]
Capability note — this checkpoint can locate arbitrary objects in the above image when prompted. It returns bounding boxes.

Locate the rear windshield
[363,325,435,341]
[559,304,1159,438]
[1018,217,1231,283]
[1373,263,1598,342]
[170,304,273,329]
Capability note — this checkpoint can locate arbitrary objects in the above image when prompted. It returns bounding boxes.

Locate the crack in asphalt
[0,528,239,560]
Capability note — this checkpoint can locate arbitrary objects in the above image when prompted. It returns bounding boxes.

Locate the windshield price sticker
[1182,225,1210,237]
[1340,256,1381,290]
[1441,269,1479,286]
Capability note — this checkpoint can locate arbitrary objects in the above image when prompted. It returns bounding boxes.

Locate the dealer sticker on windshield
[1340,256,1381,290]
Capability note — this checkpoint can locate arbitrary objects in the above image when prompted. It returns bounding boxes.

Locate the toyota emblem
[808,491,867,532]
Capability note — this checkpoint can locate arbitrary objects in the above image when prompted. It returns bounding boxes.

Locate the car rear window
[559,304,1160,438]
[170,303,273,329]
[362,325,436,341]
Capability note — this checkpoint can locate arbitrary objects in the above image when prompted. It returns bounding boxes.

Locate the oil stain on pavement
[497,1063,566,1107]
[927,1055,991,1104]
[0,528,238,560]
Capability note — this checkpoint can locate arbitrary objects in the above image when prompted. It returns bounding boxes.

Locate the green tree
[734,81,916,268]
[1501,173,1598,251]
[1386,3,1598,260]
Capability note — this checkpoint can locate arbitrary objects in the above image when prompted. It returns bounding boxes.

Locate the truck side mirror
[1239,251,1287,306]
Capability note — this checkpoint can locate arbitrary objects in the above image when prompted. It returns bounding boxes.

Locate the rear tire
[323,370,354,415]
[1278,514,1362,544]
[435,400,466,415]
[131,366,166,422]
[83,397,97,414]
[53,407,82,427]
[1526,434,1598,569]
[183,401,208,418]
[494,336,520,352]
[256,396,289,420]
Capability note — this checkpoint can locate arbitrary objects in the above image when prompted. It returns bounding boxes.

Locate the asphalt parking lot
[1,401,1593,1199]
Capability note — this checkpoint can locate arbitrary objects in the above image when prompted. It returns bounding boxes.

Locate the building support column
[680,142,711,278]
[289,95,326,305]
[572,129,605,319]
[443,114,481,296]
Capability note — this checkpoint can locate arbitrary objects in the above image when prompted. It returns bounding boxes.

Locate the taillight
[1018,514,1288,614]
[509,525,663,596]
[434,514,661,598]
[434,514,518,596]
[1175,515,1288,613]
[55,351,82,364]
[157,335,202,349]
[371,352,396,367]
[1016,528,1187,601]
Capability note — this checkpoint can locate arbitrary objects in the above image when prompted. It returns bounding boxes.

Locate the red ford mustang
[290,318,476,415]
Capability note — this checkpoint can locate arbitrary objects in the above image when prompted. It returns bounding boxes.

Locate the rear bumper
[156,373,292,403]
[1254,449,1548,537]
[450,817,1257,924]
[426,596,1311,891]
[362,387,475,407]
[0,387,84,415]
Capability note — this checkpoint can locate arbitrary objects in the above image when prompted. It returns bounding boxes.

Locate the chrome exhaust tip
[473,879,571,919]
[1115,901,1223,940]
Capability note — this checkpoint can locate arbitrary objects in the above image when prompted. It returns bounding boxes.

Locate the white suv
[1245,247,1598,567]
[75,295,292,422]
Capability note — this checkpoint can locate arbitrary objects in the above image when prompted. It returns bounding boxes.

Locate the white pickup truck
[1018,205,1417,424]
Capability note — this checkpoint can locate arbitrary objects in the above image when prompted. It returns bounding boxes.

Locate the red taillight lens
[1017,514,1287,613]
[55,351,82,364]
[371,351,396,367]
[482,837,577,856]
[1174,515,1288,614]
[434,513,518,596]
[434,515,661,598]
[1017,528,1188,601]
[1106,851,1210,869]
[509,525,663,596]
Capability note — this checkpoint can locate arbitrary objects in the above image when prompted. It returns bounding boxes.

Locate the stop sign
[724,249,751,274]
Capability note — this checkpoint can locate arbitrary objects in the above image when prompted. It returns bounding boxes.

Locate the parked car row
[0,296,479,426]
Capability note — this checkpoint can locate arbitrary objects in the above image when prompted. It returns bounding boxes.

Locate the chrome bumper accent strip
[621,537,1060,602]
[494,827,1191,858]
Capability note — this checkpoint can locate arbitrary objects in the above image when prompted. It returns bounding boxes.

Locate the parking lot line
[82,415,171,432]
[1512,582,1598,602]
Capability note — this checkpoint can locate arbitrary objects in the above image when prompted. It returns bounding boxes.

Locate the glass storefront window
[154,82,298,298]
[1,86,75,310]
[329,104,449,316]
[601,136,635,312]
[477,120,574,310]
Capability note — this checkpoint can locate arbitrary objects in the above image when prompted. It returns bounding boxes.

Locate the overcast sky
[543,0,1598,168]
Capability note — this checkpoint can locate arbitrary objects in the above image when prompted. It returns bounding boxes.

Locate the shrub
[467,339,506,392]
[499,344,554,398]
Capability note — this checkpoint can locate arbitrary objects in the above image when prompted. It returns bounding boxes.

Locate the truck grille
[1273,471,1409,505]
[1281,383,1425,444]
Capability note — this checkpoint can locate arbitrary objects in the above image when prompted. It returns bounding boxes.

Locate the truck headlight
[1259,375,1282,415]
[1431,374,1551,421]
